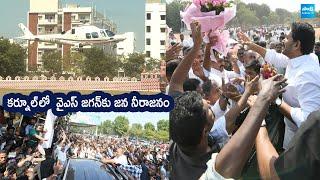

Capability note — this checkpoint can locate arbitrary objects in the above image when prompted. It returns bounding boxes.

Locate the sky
[166,0,320,12]
[0,0,145,51]
[70,111,169,126]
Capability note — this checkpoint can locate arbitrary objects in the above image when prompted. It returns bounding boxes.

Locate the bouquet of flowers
[180,0,236,56]
[261,63,277,79]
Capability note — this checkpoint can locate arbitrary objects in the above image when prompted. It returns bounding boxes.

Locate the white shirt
[113,154,128,165]
[55,143,71,165]
[210,116,229,148]
[200,153,233,180]
[237,60,246,78]
[265,49,320,149]
[204,68,240,88]
[211,100,226,120]
[188,68,204,85]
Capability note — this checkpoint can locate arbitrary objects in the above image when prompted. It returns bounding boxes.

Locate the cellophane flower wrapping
[180,0,236,56]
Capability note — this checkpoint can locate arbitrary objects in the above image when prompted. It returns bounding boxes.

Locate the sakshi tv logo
[300,4,316,19]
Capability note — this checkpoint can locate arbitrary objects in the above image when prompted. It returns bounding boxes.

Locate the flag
[42,109,57,148]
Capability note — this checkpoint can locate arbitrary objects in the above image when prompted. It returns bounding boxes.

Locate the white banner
[42,109,57,149]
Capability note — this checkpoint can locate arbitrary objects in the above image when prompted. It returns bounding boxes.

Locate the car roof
[63,159,117,180]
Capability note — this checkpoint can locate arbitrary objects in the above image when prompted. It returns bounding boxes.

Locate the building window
[71,29,75,34]
[146,13,151,20]
[160,28,166,33]
[146,38,151,45]
[160,40,165,45]
[161,15,166,20]
[86,33,91,39]
[160,53,165,58]
[146,51,151,57]
[146,26,151,33]
[91,32,99,38]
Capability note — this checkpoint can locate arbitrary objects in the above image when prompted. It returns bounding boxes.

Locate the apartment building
[145,0,167,60]
[116,32,136,56]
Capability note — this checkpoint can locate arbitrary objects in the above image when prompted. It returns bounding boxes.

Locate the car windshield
[105,30,115,37]
[64,159,115,180]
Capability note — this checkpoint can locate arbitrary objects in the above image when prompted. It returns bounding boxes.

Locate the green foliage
[145,57,160,72]
[143,129,156,140]
[122,52,146,78]
[155,130,169,142]
[157,119,169,131]
[129,123,143,138]
[144,122,155,131]
[82,47,119,78]
[0,39,26,77]
[42,50,62,76]
[166,0,190,33]
[113,116,129,136]
[98,120,113,135]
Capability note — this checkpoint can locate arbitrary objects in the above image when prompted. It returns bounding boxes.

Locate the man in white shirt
[238,22,320,149]
[55,142,71,165]
[102,147,128,165]
[203,46,241,88]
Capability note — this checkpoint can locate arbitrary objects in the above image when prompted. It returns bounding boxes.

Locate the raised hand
[190,21,202,49]
[245,75,259,95]
[247,95,258,107]
[237,31,252,45]
[259,74,287,102]
[221,78,241,101]
[207,30,219,47]
[165,43,183,61]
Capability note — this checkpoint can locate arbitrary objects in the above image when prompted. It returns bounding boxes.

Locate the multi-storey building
[116,32,136,57]
[27,0,117,71]
[145,0,167,60]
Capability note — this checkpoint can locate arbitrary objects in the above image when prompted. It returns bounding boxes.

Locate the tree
[0,39,26,77]
[143,129,156,140]
[275,8,291,24]
[42,50,62,76]
[82,47,119,78]
[166,0,189,32]
[129,123,143,137]
[145,57,160,72]
[237,5,259,27]
[155,130,169,142]
[113,116,129,136]
[69,52,85,76]
[144,122,155,131]
[98,120,113,135]
[157,119,169,131]
[122,52,146,78]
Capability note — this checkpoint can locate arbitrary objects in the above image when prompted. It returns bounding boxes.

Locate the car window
[86,33,91,39]
[91,32,99,38]
[105,30,115,37]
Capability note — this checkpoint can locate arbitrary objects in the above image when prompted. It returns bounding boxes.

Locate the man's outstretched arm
[255,127,280,180]
[169,21,203,94]
[215,75,287,178]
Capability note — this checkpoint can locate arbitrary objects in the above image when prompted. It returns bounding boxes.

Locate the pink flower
[193,0,202,6]
[211,0,226,5]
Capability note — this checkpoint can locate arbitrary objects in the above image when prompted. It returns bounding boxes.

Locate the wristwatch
[275,97,282,107]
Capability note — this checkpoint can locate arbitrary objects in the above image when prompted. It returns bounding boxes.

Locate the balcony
[38,19,58,25]
[38,42,58,49]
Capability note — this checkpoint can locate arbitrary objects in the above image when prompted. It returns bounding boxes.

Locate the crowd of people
[166,21,320,179]
[69,134,169,180]
[0,113,66,180]
[0,110,170,180]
